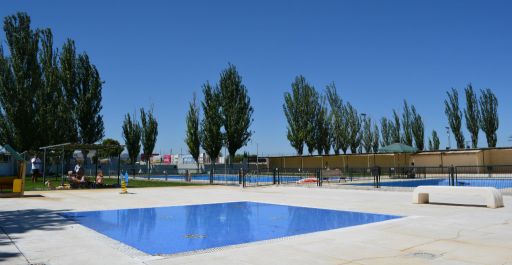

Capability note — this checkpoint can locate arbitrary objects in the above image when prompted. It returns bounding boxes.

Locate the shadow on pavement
[0,208,73,263]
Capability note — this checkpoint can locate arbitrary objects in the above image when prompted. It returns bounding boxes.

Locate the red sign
[163,155,171,164]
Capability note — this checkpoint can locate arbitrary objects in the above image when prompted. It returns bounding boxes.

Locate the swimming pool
[353,178,512,189]
[151,174,302,183]
[61,202,401,255]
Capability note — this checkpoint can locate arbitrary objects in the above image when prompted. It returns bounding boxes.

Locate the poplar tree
[200,82,223,169]
[464,84,480,148]
[0,12,104,151]
[304,85,319,155]
[219,64,253,164]
[283,76,317,155]
[76,53,104,144]
[380,117,391,146]
[391,110,401,143]
[185,93,201,170]
[339,105,350,154]
[362,117,373,153]
[346,103,362,153]
[0,13,41,151]
[122,112,141,166]
[59,39,79,143]
[326,83,343,155]
[402,100,413,146]
[479,88,498,147]
[411,105,424,150]
[140,107,158,170]
[38,29,63,145]
[372,124,380,153]
[283,76,305,155]
[431,130,440,150]
[314,95,330,155]
[444,88,465,149]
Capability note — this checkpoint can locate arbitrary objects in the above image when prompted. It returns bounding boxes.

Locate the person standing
[31,155,42,182]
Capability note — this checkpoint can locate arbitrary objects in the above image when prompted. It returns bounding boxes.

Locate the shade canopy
[0,144,24,161]
[379,143,418,153]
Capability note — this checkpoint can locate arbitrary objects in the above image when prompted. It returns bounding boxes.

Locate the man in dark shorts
[31,154,42,182]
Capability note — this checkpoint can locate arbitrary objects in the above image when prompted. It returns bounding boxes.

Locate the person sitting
[69,167,86,188]
[95,169,104,186]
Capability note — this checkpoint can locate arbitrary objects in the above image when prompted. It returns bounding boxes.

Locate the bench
[412,185,504,208]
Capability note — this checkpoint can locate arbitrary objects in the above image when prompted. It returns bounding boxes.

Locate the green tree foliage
[76,53,104,143]
[380,117,392,146]
[140,107,158,164]
[464,84,480,148]
[0,12,104,151]
[219,64,253,163]
[0,13,41,151]
[122,112,141,165]
[283,75,317,155]
[100,138,123,158]
[444,88,465,149]
[401,100,413,146]
[345,103,362,153]
[479,88,498,147]
[38,29,72,147]
[362,117,373,153]
[411,105,425,150]
[372,124,380,153]
[432,130,440,150]
[283,76,305,155]
[391,110,401,143]
[200,82,223,166]
[185,93,201,169]
[303,85,319,155]
[59,39,79,143]
[326,85,340,155]
[326,83,350,154]
[314,95,330,155]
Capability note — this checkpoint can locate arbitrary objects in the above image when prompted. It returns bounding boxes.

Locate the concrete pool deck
[0,186,511,265]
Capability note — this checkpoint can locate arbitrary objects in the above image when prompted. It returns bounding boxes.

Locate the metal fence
[44,161,512,192]
[239,165,512,193]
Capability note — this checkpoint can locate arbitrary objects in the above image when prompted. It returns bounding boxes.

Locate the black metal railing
[242,165,512,193]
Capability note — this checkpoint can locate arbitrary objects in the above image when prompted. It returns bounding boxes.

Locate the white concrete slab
[0,186,511,265]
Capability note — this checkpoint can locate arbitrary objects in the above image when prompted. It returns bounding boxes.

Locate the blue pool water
[61,202,401,255]
[152,174,302,183]
[354,178,512,189]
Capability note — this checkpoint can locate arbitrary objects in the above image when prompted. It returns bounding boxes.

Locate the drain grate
[184,234,207,239]
[408,251,439,260]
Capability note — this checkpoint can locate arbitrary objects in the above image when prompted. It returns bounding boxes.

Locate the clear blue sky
[2,0,511,156]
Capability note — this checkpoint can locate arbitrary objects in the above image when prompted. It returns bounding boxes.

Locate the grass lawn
[21,176,202,191]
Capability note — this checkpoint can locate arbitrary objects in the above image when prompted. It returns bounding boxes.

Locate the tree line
[184,64,254,170]
[0,12,104,152]
[445,84,499,149]
[122,108,159,171]
[283,76,499,155]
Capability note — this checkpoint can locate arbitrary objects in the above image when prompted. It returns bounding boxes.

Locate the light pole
[445,126,451,149]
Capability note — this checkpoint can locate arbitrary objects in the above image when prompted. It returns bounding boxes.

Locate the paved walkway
[0,186,511,265]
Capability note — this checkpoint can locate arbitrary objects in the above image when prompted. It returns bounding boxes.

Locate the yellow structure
[120,179,127,194]
[267,147,512,169]
[0,160,26,197]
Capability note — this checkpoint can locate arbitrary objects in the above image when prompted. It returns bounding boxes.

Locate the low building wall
[267,147,512,169]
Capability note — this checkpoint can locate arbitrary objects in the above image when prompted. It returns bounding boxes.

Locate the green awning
[379,143,418,153]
